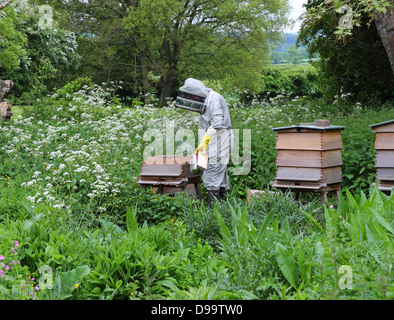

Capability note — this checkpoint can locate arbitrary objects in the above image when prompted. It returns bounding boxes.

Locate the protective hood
[176,78,213,114]
[179,78,212,97]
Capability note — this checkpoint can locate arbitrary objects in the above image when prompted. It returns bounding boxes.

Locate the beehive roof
[273,124,345,132]
[273,119,345,132]
[369,120,394,128]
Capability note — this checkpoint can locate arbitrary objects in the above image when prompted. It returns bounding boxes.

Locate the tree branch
[0,0,12,11]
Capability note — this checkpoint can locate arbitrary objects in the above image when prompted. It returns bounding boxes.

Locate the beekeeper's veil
[176,78,213,114]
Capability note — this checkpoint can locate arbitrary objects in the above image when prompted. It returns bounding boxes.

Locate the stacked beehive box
[138,155,203,198]
[369,120,394,194]
[271,119,345,203]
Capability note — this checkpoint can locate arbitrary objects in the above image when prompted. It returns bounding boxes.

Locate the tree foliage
[31,0,291,105]
[298,0,394,103]
[0,3,27,70]
[0,1,81,101]
[124,0,290,102]
[302,0,393,41]
[287,45,302,64]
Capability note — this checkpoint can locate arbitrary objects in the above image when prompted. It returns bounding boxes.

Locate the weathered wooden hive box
[137,155,203,197]
[271,119,345,202]
[369,120,394,194]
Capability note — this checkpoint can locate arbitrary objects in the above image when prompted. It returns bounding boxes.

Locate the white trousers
[202,129,233,191]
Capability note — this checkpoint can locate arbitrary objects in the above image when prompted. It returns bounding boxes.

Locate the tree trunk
[159,38,179,106]
[159,68,175,107]
[374,12,394,75]
[140,53,151,105]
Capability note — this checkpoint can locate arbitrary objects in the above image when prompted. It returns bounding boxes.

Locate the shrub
[54,77,95,99]
[336,106,394,192]
[124,184,197,226]
[239,64,322,104]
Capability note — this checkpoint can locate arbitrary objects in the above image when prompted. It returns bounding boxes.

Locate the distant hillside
[270,33,311,64]
[273,33,299,52]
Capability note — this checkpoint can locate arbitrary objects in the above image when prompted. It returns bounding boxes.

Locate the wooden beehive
[271,119,345,203]
[137,155,203,198]
[369,120,394,194]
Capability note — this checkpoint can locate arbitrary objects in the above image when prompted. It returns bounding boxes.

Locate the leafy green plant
[126,205,139,233]
[54,77,94,99]
[213,202,281,296]
[247,191,322,235]
[317,187,394,299]
[3,4,80,103]
[126,186,193,225]
[334,187,394,269]
[0,238,39,300]
[275,242,299,289]
[239,64,322,104]
[40,265,90,300]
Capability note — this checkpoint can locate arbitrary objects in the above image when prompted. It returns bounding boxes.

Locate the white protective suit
[179,78,233,192]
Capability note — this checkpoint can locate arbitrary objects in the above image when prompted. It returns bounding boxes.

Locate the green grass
[9,105,23,118]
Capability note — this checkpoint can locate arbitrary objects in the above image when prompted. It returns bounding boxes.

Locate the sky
[286,0,308,33]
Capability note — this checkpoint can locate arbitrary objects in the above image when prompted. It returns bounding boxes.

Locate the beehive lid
[137,155,201,186]
[273,119,345,132]
[369,120,394,132]
[139,155,190,177]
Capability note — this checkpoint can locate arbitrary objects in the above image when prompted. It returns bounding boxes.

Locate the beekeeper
[176,78,233,207]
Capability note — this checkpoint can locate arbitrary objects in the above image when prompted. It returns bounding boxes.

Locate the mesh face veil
[176,78,212,114]
[175,90,207,114]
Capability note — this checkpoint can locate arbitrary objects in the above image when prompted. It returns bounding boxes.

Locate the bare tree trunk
[0,0,12,11]
[140,53,151,105]
[374,12,394,75]
[159,67,175,107]
[159,39,179,107]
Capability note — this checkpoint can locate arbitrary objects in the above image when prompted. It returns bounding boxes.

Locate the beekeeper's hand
[195,134,210,156]
[195,127,217,156]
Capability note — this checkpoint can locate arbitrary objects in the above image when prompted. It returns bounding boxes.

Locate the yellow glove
[195,134,210,156]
